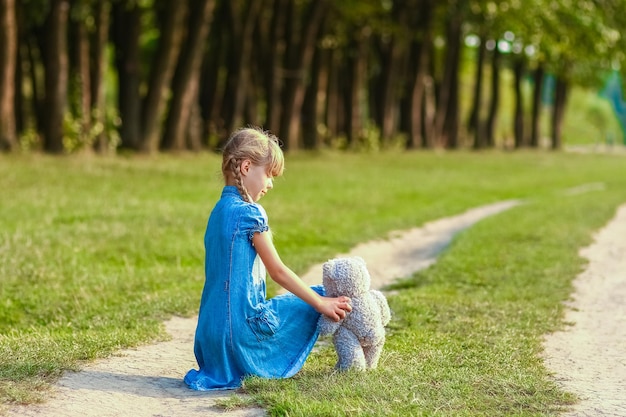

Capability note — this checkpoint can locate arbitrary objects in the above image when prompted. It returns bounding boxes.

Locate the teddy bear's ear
[323,259,334,277]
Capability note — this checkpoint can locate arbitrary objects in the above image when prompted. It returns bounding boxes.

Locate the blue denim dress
[184,186,323,390]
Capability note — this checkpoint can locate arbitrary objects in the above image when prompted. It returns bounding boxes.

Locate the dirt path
[6,198,625,416]
[297,200,521,289]
[542,204,626,417]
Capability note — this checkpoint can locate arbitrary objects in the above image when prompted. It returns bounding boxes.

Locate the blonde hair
[221,127,285,202]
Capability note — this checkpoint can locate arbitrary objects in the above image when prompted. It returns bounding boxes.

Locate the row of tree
[0,0,624,154]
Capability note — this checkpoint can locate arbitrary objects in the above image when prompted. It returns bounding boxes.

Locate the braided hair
[221,127,284,203]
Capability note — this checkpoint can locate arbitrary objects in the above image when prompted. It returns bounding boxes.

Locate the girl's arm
[252,231,351,322]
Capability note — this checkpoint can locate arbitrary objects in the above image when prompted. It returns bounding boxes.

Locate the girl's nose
[267,178,273,189]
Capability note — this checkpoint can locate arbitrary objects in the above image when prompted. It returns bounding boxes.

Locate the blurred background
[0,0,625,155]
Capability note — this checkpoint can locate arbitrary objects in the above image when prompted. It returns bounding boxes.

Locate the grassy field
[1,150,625,415]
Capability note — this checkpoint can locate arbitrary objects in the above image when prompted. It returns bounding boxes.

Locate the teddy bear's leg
[363,339,384,369]
[333,327,366,371]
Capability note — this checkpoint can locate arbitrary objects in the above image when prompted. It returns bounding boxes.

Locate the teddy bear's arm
[370,290,391,326]
[318,315,342,336]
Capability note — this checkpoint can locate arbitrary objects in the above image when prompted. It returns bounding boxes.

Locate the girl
[185,127,352,390]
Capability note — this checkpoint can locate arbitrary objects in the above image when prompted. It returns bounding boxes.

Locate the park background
[1,0,626,153]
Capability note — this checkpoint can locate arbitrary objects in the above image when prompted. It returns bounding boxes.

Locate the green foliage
[563,88,622,144]
[17,129,41,153]
[1,151,625,413]
[62,107,121,153]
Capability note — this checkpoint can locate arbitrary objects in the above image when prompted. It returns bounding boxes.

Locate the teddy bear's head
[322,256,371,298]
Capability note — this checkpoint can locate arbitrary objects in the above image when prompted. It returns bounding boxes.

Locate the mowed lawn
[1,150,625,415]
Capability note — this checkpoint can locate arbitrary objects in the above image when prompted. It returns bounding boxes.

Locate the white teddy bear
[318,256,391,370]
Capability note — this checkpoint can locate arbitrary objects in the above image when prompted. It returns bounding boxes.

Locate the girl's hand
[318,296,352,322]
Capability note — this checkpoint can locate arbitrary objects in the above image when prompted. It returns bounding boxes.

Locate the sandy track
[6,199,625,416]
[542,204,626,417]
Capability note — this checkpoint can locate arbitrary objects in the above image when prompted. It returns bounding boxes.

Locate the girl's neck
[224,173,236,187]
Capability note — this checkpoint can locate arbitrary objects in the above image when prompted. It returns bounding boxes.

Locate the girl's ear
[240,159,252,176]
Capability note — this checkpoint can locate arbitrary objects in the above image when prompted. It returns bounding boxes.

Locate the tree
[263,0,288,134]
[467,34,487,148]
[0,0,18,151]
[433,2,464,148]
[220,0,265,137]
[512,57,525,148]
[372,0,410,145]
[402,0,436,149]
[344,25,370,146]
[91,0,112,153]
[162,0,216,151]
[112,1,142,149]
[279,0,329,150]
[485,44,500,148]
[529,65,544,147]
[42,0,70,153]
[68,1,93,152]
[139,0,187,153]
[551,75,568,149]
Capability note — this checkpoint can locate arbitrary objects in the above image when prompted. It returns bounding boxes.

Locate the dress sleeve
[241,203,269,242]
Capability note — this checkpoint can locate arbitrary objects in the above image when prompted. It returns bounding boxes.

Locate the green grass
[1,150,625,415]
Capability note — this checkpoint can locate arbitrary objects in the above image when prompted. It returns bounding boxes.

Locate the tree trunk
[162,0,216,151]
[551,77,568,150]
[433,12,461,148]
[91,0,110,153]
[221,0,264,136]
[199,1,226,144]
[280,0,329,151]
[42,0,69,153]
[265,0,288,134]
[112,3,142,150]
[530,64,544,147]
[379,38,404,145]
[485,45,500,148]
[139,1,187,153]
[302,39,325,149]
[25,35,43,135]
[345,26,369,146]
[69,16,91,150]
[0,0,18,151]
[402,0,434,150]
[311,46,330,146]
[443,28,461,149]
[513,58,525,148]
[325,47,342,142]
[14,28,23,136]
[468,35,486,148]
[376,1,410,145]
[422,74,436,148]
[404,38,430,149]
[440,14,462,149]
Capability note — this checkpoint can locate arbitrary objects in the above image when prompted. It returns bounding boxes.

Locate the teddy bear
[318,256,391,371]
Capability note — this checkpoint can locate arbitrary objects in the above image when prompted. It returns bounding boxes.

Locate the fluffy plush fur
[318,256,391,370]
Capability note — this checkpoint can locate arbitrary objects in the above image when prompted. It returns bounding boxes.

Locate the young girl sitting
[184,127,352,390]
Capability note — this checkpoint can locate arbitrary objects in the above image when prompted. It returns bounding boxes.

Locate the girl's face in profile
[242,161,274,202]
